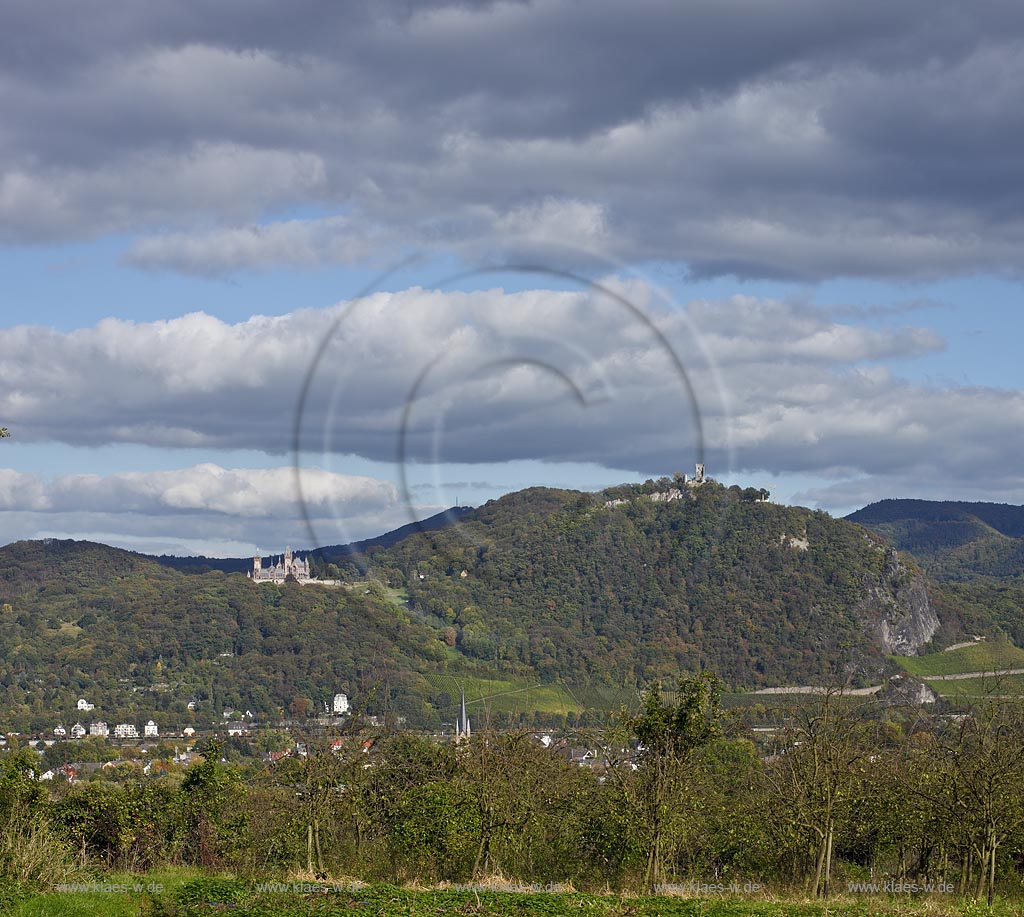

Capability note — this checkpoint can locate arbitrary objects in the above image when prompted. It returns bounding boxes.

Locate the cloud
[6,283,1022,506]
[494,198,609,249]
[0,469,49,511]
[0,144,326,244]
[3,2,1024,277]
[794,471,1024,518]
[0,463,408,556]
[124,216,390,275]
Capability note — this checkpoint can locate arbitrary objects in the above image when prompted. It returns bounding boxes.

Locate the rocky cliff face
[858,548,940,655]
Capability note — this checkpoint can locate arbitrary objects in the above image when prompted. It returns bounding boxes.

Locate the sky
[2,0,1024,556]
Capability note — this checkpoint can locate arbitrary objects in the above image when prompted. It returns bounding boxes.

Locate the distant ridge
[847,498,1024,581]
[847,499,1024,538]
[146,506,474,574]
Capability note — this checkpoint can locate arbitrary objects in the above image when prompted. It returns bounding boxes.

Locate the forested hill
[6,485,1012,735]
[848,499,1024,537]
[847,498,1024,581]
[148,506,473,574]
[368,480,943,689]
[0,539,468,732]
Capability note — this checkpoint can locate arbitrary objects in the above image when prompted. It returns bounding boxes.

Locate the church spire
[456,688,471,740]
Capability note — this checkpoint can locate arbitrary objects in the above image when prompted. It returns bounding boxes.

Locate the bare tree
[763,689,876,898]
[937,694,1024,904]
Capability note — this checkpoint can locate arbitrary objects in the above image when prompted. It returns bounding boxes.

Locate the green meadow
[5,872,1021,917]
[891,640,1024,678]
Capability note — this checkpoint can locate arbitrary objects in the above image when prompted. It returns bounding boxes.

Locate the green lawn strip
[924,673,1024,697]
[161,884,1022,917]
[8,889,142,917]
[9,878,1023,917]
[3,868,210,917]
[891,641,1024,677]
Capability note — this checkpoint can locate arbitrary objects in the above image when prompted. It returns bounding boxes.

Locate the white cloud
[0,469,49,511]
[39,463,394,518]
[124,216,390,275]
[3,282,1018,501]
[495,197,609,248]
[0,463,406,556]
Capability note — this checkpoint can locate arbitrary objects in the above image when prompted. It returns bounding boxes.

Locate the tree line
[3,679,1024,903]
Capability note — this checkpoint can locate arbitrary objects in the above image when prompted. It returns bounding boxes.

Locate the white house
[332,692,350,715]
[77,698,95,711]
[53,724,67,737]
[89,722,109,738]
[113,723,139,739]
[70,723,86,738]
[183,726,196,737]
[144,720,158,737]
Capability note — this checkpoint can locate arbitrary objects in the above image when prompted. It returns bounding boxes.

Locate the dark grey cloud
[3,1,1024,277]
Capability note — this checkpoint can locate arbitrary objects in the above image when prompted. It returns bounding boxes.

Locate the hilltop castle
[249,546,313,584]
[604,463,711,509]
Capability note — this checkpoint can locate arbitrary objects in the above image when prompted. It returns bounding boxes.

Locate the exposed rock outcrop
[877,674,939,705]
[780,532,810,551]
[857,549,939,655]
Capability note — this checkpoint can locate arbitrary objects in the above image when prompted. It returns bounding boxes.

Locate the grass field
[425,673,583,716]
[6,872,1023,917]
[892,640,1024,677]
[923,672,1024,698]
